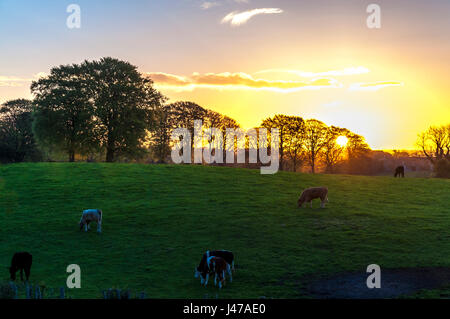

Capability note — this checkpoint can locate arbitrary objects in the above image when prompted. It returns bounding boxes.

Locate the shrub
[434,159,450,178]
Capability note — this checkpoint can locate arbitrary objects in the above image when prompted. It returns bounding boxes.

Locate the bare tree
[417,124,450,163]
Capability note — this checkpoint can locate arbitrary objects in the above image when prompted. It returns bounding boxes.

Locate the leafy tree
[344,132,372,175]
[303,119,327,173]
[0,99,41,163]
[261,114,298,171]
[149,104,177,163]
[169,101,208,154]
[81,58,165,162]
[284,116,305,172]
[31,64,98,162]
[321,126,349,173]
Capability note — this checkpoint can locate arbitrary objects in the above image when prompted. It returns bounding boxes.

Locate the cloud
[200,0,249,10]
[145,71,341,92]
[255,67,371,77]
[221,8,283,26]
[201,1,220,10]
[349,81,404,91]
[0,73,48,87]
[0,76,32,87]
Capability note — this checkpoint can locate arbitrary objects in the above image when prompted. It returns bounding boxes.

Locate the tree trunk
[69,151,75,162]
[106,148,114,162]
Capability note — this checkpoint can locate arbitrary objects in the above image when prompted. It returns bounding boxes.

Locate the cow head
[79,220,85,230]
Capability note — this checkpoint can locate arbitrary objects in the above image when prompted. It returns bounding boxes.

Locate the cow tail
[98,209,102,222]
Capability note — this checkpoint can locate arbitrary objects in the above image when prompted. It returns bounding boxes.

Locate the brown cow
[206,256,230,289]
[298,187,329,208]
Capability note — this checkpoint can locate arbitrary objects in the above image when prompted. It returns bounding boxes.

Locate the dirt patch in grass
[305,267,450,299]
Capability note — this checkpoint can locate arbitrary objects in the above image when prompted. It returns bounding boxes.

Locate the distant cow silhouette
[394,166,405,178]
[9,252,32,281]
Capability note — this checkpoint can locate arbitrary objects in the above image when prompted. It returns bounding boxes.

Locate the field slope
[0,163,449,298]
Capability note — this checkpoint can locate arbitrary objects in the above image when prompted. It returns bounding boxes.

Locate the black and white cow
[9,252,32,281]
[195,250,234,286]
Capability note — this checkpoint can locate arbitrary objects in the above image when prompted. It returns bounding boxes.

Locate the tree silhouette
[81,58,165,162]
[0,99,41,163]
[303,119,327,174]
[31,64,97,162]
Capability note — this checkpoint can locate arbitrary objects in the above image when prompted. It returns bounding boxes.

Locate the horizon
[0,0,449,150]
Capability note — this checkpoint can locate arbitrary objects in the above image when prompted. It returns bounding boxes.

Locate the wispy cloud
[255,67,371,77]
[0,73,48,87]
[201,0,250,10]
[349,81,404,91]
[201,1,220,10]
[221,8,283,26]
[145,71,341,92]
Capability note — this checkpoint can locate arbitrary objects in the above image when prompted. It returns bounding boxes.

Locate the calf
[79,209,102,233]
[298,187,329,208]
[394,166,405,178]
[9,252,32,282]
[207,256,230,289]
[195,250,234,286]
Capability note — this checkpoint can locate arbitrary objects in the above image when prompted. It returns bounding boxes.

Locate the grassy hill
[0,163,449,298]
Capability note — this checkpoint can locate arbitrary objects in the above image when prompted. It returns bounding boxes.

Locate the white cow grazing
[79,209,102,233]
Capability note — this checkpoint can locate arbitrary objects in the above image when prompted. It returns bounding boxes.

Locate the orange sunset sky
[0,0,449,150]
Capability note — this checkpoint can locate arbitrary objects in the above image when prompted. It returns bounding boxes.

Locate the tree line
[0,57,448,177]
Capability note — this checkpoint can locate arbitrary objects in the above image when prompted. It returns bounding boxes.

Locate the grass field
[0,163,449,299]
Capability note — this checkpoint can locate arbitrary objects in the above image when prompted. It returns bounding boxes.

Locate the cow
[394,166,405,178]
[195,250,234,286]
[206,256,230,289]
[298,187,329,208]
[9,252,32,282]
[79,209,102,233]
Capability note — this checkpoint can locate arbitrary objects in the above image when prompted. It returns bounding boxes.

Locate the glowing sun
[336,136,349,147]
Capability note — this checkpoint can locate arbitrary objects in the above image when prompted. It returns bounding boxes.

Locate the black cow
[394,166,405,178]
[9,252,32,281]
[195,250,234,286]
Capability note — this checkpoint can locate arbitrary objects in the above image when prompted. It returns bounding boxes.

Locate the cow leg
[97,221,102,233]
[227,265,233,282]
[25,268,30,282]
[214,273,217,286]
[84,224,88,232]
[20,269,24,281]
[204,274,209,286]
[310,201,313,208]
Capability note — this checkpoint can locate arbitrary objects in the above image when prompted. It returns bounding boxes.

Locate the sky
[0,0,449,150]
